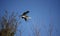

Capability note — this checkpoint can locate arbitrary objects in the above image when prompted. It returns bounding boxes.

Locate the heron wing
[22,11,29,15]
[24,18,27,21]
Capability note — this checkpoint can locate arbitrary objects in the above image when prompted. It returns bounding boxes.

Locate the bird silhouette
[21,11,30,21]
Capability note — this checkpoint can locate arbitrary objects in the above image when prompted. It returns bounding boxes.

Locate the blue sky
[0,0,60,36]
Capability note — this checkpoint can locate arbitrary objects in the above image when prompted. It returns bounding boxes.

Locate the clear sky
[0,0,60,36]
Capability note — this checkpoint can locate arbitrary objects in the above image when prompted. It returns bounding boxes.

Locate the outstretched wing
[24,18,27,21]
[22,11,29,15]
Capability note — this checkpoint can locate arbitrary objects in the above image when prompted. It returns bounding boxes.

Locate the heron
[21,11,31,21]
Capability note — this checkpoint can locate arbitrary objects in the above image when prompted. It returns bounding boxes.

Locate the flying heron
[21,11,31,21]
